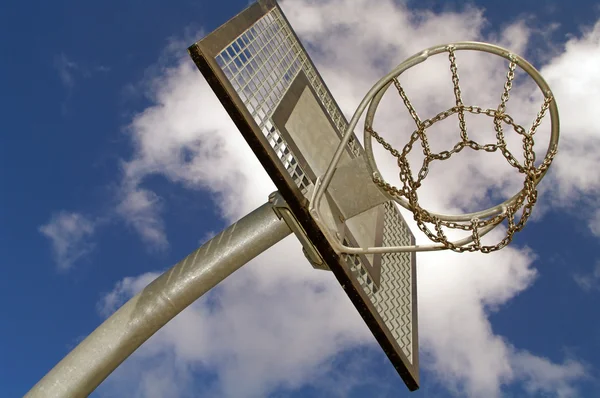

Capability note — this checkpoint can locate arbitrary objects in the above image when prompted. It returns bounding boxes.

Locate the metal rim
[356,41,559,222]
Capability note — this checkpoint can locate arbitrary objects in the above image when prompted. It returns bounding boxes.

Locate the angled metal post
[26,195,292,398]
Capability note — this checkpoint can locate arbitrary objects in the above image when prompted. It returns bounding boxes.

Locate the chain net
[367,46,558,253]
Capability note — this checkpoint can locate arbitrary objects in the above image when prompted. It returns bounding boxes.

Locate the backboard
[188,0,419,390]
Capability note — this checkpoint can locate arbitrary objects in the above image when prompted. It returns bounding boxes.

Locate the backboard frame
[188,0,419,390]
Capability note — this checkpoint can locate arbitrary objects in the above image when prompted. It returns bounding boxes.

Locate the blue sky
[2,0,600,397]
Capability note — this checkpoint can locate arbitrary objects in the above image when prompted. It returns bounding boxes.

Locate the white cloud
[541,22,600,217]
[54,53,78,89]
[116,186,168,249]
[416,249,534,395]
[39,211,95,271]
[95,0,598,397]
[53,53,111,90]
[512,351,587,398]
[588,209,600,237]
[115,53,274,242]
[573,262,600,292]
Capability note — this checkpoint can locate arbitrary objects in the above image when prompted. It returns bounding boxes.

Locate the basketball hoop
[310,41,559,254]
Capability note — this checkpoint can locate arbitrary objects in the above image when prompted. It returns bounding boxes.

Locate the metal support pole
[26,198,292,398]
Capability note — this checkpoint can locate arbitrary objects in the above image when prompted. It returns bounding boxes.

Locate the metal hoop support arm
[25,197,292,398]
[310,178,499,254]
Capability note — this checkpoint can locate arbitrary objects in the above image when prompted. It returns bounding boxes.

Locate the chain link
[393,78,421,127]
[448,47,469,142]
[499,56,517,114]
[365,49,557,253]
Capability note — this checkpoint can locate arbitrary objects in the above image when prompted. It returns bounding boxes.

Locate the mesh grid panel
[345,201,413,361]
[214,6,414,364]
[215,7,361,195]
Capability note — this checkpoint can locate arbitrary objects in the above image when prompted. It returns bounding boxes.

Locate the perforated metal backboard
[188,0,419,390]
